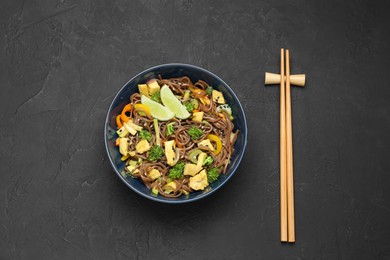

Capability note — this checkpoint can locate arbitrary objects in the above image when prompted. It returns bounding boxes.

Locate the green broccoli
[148,145,164,161]
[207,167,220,183]
[168,162,185,179]
[166,122,175,136]
[203,156,213,166]
[184,101,195,112]
[150,91,161,103]
[139,130,152,142]
[188,126,203,140]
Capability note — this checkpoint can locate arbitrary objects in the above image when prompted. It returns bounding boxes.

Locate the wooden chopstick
[285,49,295,242]
[280,48,288,242]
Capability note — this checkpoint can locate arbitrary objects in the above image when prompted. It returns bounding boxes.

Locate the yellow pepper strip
[120,103,132,122]
[192,89,206,99]
[134,103,152,117]
[207,134,222,155]
[116,115,123,129]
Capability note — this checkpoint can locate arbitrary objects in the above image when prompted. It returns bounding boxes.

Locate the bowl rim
[104,63,247,204]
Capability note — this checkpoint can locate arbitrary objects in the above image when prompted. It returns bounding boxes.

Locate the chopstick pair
[265,49,306,243]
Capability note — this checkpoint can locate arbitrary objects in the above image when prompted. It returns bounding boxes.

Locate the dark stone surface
[1,0,390,259]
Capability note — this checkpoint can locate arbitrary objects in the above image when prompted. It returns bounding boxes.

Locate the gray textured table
[1,0,390,259]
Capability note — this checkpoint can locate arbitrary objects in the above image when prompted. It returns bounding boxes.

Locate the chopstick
[285,49,295,242]
[280,49,288,242]
[266,49,305,243]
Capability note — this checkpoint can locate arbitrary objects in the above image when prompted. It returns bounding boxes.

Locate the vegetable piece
[199,96,211,106]
[206,134,223,155]
[139,130,152,142]
[203,156,213,166]
[188,149,202,164]
[196,152,207,167]
[198,139,215,151]
[135,139,151,154]
[165,122,175,136]
[134,103,152,117]
[128,160,138,167]
[148,169,161,181]
[183,163,202,176]
[164,140,176,166]
[116,115,123,128]
[184,101,195,112]
[121,154,130,161]
[168,162,185,179]
[162,181,177,194]
[183,90,191,101]
[150,91,161,103]
[120,104,132,122]
[148,145,164,161]
[119,138,129,156]
[117,125,129,138]
[212,90,225,104]
[151,186,159,196]
[189,169,208,190]
[188,126,204,140]
[216,104,232,115]
[147,79,161,95]
[191,99,199,109]
[126,165,139,175]
[138,84,149,97]
[123,122,138,135]
[192,111,204,122]
[154,119,161,146]
[205,86,213,95]
[191,88,206,98]
[207,167,220,183]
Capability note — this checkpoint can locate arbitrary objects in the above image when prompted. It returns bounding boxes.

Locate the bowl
[104,63,247,203]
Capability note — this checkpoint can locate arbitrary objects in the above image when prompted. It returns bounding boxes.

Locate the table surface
[1,0,390,259]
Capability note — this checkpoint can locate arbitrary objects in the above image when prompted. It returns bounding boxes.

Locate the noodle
[117,76,238,198]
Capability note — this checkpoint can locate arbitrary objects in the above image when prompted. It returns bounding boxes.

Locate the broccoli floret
[166,122,175,136]
[184,101,195,112]
[207,167,220,183]
[188,126,203,140]
[148,145,164,161]
[203,156,213,166]
[205,86,213,95]
[139,130,152,142]
[150,91,161,103]
[168,162,185,179]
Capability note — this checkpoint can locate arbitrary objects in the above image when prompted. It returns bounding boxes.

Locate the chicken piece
[136,139,151,154]
[183,163,202,176]
[189,170,209,190]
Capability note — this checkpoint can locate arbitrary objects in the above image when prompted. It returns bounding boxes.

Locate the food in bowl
[114,76,239,198]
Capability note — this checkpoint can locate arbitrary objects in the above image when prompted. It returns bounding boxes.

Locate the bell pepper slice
[206,134,222,155]
[134,103,152,117]
[120,104,132,122]
[116,115,123,129]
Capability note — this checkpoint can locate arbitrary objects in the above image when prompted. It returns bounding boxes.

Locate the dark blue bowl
[104,63,247,203]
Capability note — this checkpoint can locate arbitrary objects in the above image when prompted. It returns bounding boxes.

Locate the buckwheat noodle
[123,76,239,198]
